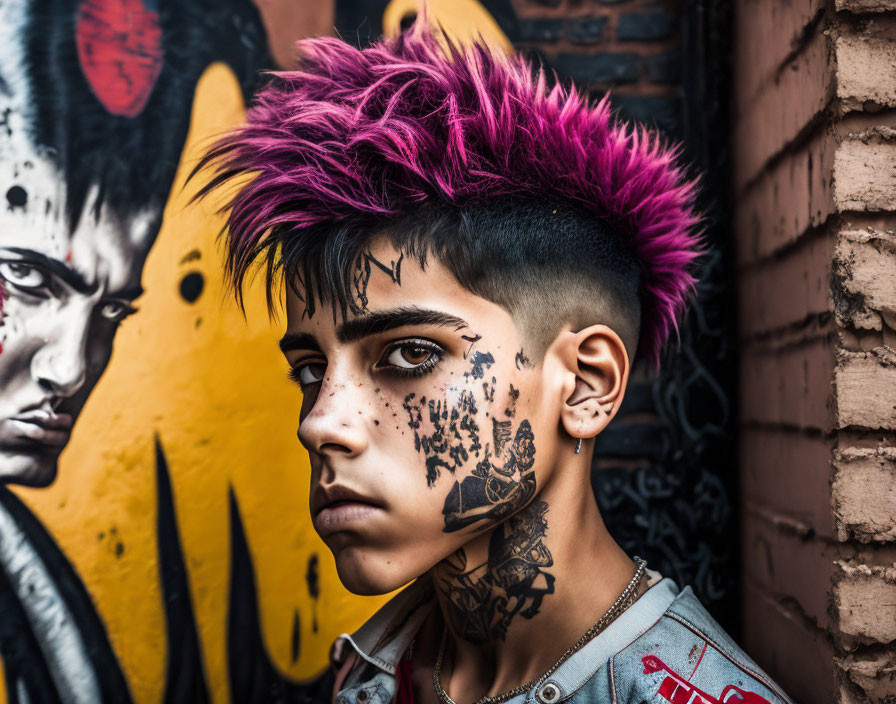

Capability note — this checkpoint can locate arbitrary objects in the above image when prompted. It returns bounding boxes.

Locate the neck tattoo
[436,499,555,645]
[433,557,648,704]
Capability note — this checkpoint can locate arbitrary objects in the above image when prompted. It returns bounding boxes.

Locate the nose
[30,306,90,398]
[297,369,369,458]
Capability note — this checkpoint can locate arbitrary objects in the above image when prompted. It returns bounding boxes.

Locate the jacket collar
[333,573,679,703]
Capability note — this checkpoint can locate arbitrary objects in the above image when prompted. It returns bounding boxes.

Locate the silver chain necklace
[432,556,647,704]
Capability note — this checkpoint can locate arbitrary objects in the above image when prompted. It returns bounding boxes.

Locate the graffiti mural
[0,0,379,702]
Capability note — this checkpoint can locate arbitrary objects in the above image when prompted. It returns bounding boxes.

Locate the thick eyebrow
[279,333,322,354]
[278,307,470,354]
[5,247,94,295]
[4,248,144,300]
[337,306,469,344]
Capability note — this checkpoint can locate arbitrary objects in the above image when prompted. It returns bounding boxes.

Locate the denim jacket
[331,576,793,704]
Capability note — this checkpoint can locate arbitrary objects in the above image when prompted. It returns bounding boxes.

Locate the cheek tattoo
[442,419,536,532]
[437,500,555,644]
[401,347,537,529]
[468,351,495,379]
[403,391,482,487]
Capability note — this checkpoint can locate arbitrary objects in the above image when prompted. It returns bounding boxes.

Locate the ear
[554,325,630,446]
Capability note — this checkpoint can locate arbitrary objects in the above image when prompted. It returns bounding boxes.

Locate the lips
[310,484,384,534]
[6,408,73,447]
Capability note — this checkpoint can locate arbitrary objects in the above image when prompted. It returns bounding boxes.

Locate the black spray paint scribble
[351,250,402,311]
[515,349,531,370]
[403,391,482,486]
[460,334,481,359]
[438,499,554,644]
[505,384,519,417]
[468,351,494,379]
[482,376,496,403]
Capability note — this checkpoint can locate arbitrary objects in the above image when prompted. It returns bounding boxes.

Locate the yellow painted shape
[383,0,512,52]
[13,63,389,704]
[0,656,7,704]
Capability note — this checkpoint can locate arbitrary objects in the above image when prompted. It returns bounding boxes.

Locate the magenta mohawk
[199,25,702,366]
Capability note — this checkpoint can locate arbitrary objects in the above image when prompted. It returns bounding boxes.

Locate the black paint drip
[6,185,27,208]
[291,611,300,664]
[306,554,320,634]
[179,272,204,303]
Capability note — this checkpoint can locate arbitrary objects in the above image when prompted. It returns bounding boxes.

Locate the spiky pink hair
[199,25,702,366]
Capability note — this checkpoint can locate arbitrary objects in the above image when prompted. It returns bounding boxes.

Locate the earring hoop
[575,438,582,454]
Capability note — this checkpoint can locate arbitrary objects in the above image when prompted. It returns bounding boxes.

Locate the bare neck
[426,456,636,703]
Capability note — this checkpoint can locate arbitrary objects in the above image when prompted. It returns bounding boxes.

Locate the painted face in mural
[0,141,156,487]
[282,236,573,599]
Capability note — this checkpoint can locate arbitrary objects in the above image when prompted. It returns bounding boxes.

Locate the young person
[198,22,793,704]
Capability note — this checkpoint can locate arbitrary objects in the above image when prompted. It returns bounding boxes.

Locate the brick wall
[508,0,683,133]
[734,2,896,702]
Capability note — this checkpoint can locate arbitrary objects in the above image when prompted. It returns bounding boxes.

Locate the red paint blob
[76,0,164,117]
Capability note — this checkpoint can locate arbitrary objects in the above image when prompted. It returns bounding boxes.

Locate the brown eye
[380,339,444,375]
[404,346,431,365]
[386,344,432,369]
[289,362,326,387]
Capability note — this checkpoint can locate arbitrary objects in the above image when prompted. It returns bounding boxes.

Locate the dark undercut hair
[290,198,641,361]
[196,24,701,366]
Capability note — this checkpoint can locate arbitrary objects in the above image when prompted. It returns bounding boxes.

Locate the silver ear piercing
[575,438,582,454]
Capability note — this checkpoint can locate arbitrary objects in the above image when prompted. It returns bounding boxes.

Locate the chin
[0,450,59,488]
[332,545,416,596]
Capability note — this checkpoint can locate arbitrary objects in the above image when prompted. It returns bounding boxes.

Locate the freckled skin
[282,237,561,600]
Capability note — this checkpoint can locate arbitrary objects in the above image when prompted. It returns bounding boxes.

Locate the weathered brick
[647,51,680,83]
[517,18,565,42]
[834,562,896,643]
[734,29,834,191]
[742,582,837,704]
[610,95,681,133]
[837,652,896,703]
[833,129,896,212]
[834,347,896,429]
[836,0,894,10]
[734,0,825,110]
[741,336,835,431]
[833,226,896,330]
[741,428,834,538]
[567,16,607,44]
[836,23,896,111]
[738,230,833,337]
[617,11,675,41]
[833,445,896,542]
[743,510,836,628]
[552,52,640,84]
[734,127,836,264]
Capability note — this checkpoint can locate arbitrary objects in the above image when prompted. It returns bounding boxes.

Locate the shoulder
[605,587,793,704]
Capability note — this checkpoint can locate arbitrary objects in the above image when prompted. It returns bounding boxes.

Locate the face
[282,239,563,595]
[0,118,155,486]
